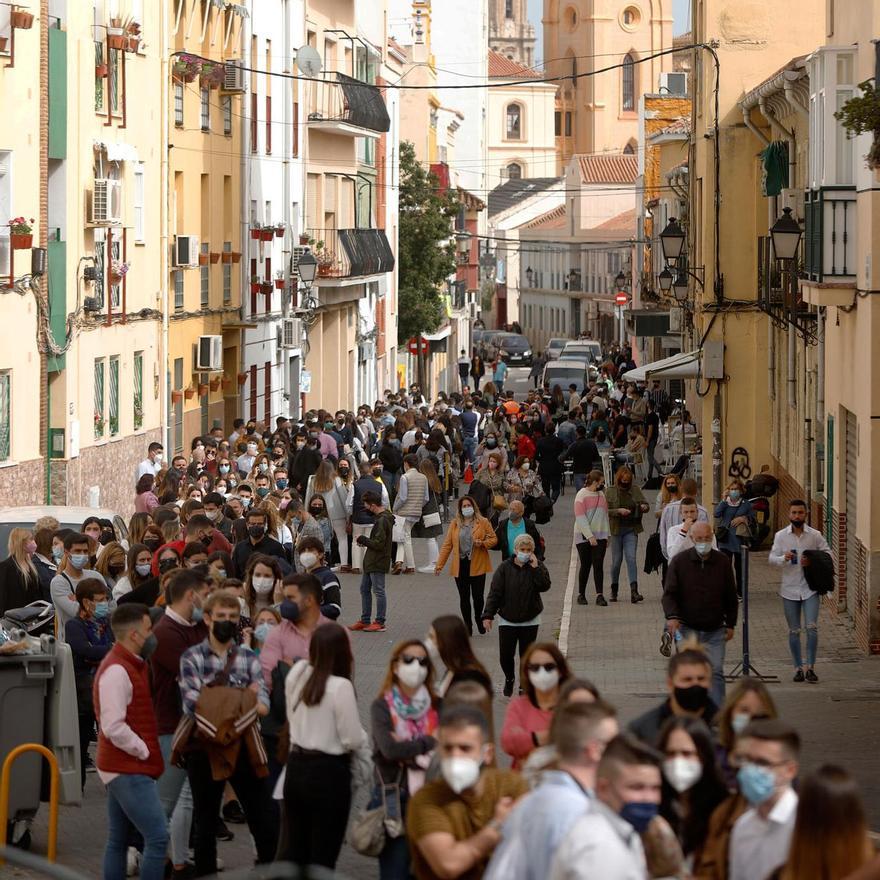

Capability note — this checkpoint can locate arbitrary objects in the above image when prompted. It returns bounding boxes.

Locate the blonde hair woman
[0,528,41,614]
[94,541,127,594]
[306,459,353,571]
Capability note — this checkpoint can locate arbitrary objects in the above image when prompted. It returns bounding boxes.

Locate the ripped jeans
[782,594,820,669]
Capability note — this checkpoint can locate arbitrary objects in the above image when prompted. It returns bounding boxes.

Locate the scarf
[385,686,438,740]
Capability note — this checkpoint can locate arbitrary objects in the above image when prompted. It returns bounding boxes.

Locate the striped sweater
[574,489,610,542]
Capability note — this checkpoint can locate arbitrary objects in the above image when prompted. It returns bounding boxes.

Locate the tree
[397,141,460,341]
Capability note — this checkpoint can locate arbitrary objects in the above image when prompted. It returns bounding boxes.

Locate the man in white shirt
[550,734,661,880]
[659,478,709,560]
[135,442,164,483]
[768,498,831,683]
[666,497,718,559]
[729,719,800,880]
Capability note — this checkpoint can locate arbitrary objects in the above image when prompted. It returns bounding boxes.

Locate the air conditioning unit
[90,178,123,225]
[659,72,688,96]
[222,61,245,93]
[290,246,307,278]
[194,335,223,371]
[174,234,200,268]
[281,317,301,349]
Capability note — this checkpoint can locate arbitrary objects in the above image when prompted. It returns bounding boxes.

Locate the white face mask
[461,507,475,518]
[731,712,751,735]
[521,461,530,470]
[396,659,428,689]
[528,667,560,692]
[252,575,275,595]
[662,756,703,793]
[154,453,164,463]
[299,551,318,570]
[441,756,482,794]
[206,509,222,522]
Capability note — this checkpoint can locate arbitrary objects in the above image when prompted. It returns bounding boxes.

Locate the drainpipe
[741,106,770,147]
[787,324,796,409]
[767,318,775,401]
[783,79,810,118]
[281,0,291,414]
[160,0,170,452]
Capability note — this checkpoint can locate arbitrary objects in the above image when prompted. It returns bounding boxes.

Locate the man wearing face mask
[203,492,234,542]
[493,499,544,561]
[350,461,390,573]
[136,441,165,483]
[294,536,341,620]
[728,720,800,880]
[629,649,716,746]
[408,705,528,880]
[51,532,108,639]
[94,604,168,880]
[486,701,619,880]
[259,573,342,689]
[663,521,738,706]
[231,508,288,579]
[550,735,662,880]
[236,440,259,479]
[179,590,275,875]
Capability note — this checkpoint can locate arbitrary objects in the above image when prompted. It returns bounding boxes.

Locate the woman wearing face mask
[500,642,571,770]
[112,543,154,601]
[574,469,610,607]
[714,479,754,598]
[425,615,493,699]
[504,455,545,518]
[605,466,649,603]
[32,527,59,601]
[413,460,445,573]
[207,550,233,583]
[473,451,507,520]
[245,606,281,655]
[305,463,352,570]
[370,639,440,880]
[181,543,209,569]
[243,554,283,618]
[127,512,152,550]
[475,432,508,473]
[283,623,369,871]
[94,541,127,593]
[248,451,274,484]
[0,528,41,615]
[657,716,728,865]
[715,678,777,789]
[134,473,160,515]
[65,578,114,788]
[434,498,498,636]
[141,525,164,557]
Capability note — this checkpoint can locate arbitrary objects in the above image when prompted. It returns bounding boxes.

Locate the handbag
[392,514,406,544]
[349,769,404,857]
[422,510,442,529]
[492,494,509,511]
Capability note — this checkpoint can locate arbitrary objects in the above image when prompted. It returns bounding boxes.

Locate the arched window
[507,162,523,180]
[506,103,522,139]
[622,53,635,111]
[623,140,636,155]
[505,0,514,18]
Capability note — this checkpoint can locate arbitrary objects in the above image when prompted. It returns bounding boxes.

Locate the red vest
[93,643,164,779]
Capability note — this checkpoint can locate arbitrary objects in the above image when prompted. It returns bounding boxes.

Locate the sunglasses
[207,450,217,458]
[526,662,557,674]
[400,654,428,667]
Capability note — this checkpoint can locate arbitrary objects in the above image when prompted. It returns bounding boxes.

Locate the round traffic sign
[408,337,429,355]
[614,292,629,306]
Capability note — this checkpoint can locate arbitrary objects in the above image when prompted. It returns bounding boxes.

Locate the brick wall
[0,458,50,506]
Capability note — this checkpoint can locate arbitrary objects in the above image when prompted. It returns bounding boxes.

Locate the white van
[560,340,602,363]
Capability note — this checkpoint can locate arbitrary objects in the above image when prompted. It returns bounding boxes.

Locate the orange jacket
[435,516,498,577]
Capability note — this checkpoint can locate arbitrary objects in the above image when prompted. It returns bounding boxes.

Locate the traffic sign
[408,336,429,356]
[614,292,629,306]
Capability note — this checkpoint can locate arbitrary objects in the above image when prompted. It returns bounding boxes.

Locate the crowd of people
[0,347,865,880]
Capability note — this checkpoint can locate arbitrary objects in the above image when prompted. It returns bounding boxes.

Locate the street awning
[622,350,701,381]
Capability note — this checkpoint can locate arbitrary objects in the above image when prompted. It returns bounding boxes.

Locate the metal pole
[741,546,750,676]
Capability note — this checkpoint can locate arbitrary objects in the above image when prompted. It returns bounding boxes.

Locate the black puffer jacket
[483,557,551,624]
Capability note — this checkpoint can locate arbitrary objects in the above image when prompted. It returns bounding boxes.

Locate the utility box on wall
[702,340,724,379]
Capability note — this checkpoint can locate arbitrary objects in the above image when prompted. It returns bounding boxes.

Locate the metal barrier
[0,743,60,863]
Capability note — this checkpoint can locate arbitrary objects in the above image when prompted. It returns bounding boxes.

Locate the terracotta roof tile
[595,208,636,233]
[524,205,567,230]
[575,154,639,184]
[488,50,543,79]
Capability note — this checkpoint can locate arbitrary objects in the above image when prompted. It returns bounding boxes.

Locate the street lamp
[525,266,533,286]
[659,218,686,264]
[614,270,627,291]
[672,269,689,304]
[658,267,673,293]
[770,207,803,262]
[297,249,317,287]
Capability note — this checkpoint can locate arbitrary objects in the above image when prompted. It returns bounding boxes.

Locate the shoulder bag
[349,768,404,857]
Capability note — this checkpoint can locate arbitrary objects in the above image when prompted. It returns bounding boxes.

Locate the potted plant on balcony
[9,217,34,250]
[221,375,232,390]
[299,233,310,245]
[237,371,248,386]
[184,385,196,400]
[198,382,209,397]
[133,397,143,430]
[198,252,209,266]
[249,227,262,241]
[107,20,127,50]
[0,37,9,52]
[230,251,241,263]
[250,275,261,295]
[260,281,273,296]
[173,53,202,83]
[11,8,35,29]
[274,273,286,290]
[210,252,220,264]
[209,377,221,392]
[95,62,109,78]
[274,223,285,238]
[171,389,183,404]
[835,81,880,170]
[109,259,130,284]
[259,226,275,242]
[94,412,105,437]
[221,251,233,264]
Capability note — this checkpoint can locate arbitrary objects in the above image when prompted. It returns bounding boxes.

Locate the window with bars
[94,359,105,439]
[506,104,522,139]
[200,88,210,131]
[174,269,184,310]
[622,54,635,111]
[109,235,122,308]
[134,164,145,242]
[223,242,231,303]
[200,242,210,307]
[109,356,120,436]
[222,95,232,135]
[0,371,9,460]
[250,91,258,151]
[173,357,183,453]
[133,351,143,430]
[94,41,105,112]
[109,48,120,114]
[266,95,272,153]
[174,83,184,126]
[292,101,299,157]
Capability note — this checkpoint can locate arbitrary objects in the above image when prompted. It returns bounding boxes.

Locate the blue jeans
[360,571,387,624]
[610,529,639,585]
[104,774,169,880]
[679,625,727,707]
[573,473,587,491]
[463,436,478,465]
[782,594,820,668]
[156,733,186,818]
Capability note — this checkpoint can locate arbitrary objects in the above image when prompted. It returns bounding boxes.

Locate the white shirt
[729,787,798,880]
[666,526,718,559]
[768,524,832,600]
[549,801,646,880]
[659,499,709,559]
[135,457,161,482]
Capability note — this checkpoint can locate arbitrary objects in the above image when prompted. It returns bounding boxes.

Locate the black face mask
[280,599,300,622]
[200,534,213,548]
[248,524,266,539]
[790,518,805,528]
[144,539,161,552]
[309,507,324,517]
[674,684,709,712]
[212,619,237,644]
[618,481,632,489]
[158,558,178,574]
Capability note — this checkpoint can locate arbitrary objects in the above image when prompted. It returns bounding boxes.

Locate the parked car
[542,358,596,395]
[560,339,602,363]
[545,338,569,360]
[495,333,533,367]
[0,506,129,561]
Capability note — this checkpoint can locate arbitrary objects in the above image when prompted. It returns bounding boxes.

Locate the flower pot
[299,234,310,245]
[250,229,261,241]
[0,37,9,52]
[317,264,332,277]
[198,383,209,397]
[274,279,286,290]
[222,377,232,390]
[183,71,197,83]
[209,377,221,391]
[11,10,34,29]
[259,229,274,242]
[221,252,233,264]
[10,233,32,250]
[95,63,108,78]
[198,254,209,266]
[275,226,285,238]
[109,272,124,285]
[110,16,122,28]
[250,282,261,294]
[231,252,241,263]
[107,33,127,50]
[171,390,183,404]
[210,252,220,264]
[237,372,248,386]
[127,36,140,53]
[184,387,196,400]
[260,283,273,295]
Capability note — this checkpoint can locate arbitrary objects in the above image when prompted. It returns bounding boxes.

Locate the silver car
[0,506,129,560]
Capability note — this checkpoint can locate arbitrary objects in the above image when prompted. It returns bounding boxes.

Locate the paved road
[13,365,880,875]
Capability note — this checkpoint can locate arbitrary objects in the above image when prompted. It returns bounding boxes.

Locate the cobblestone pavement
[12,461,880,875]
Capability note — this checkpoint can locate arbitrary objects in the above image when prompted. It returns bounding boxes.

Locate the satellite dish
[295,45,322,78]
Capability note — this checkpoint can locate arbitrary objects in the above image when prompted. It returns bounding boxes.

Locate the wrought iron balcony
[757,235,816,341]
[804,187,856,283]
[307,227,394,283]
[307,72,390,137]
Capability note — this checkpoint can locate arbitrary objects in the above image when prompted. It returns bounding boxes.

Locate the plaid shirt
[179,639,269,717]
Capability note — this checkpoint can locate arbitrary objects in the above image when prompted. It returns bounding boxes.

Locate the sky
[526,0,690,65]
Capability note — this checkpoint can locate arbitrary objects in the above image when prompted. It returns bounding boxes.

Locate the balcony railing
[307,227,394,281]
[757,235,816,340]
[804,187,856,283]
[307,72,390,135]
